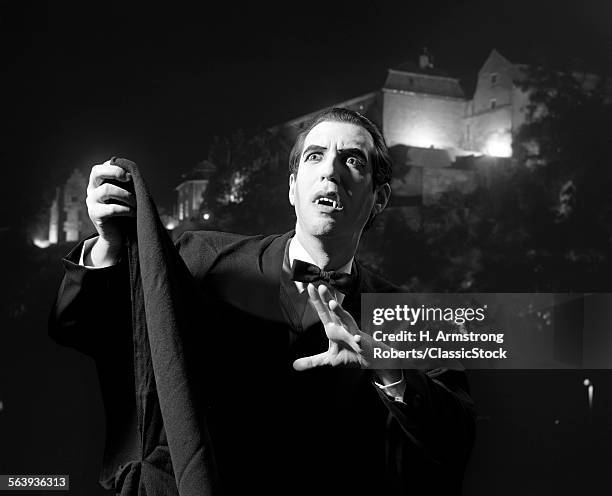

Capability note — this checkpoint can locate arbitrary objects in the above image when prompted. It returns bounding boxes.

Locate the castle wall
[49,188,60,244]
[383,91,465,151]
[465,105,513,155]
[177,179,208,221]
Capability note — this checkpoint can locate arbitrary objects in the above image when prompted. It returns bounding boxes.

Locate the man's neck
[294,224,360,270]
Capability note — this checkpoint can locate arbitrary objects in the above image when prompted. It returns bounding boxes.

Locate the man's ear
[372,183,391,215]
[288,173,296,206]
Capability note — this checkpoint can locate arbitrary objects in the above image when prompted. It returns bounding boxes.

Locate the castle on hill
[38,49,609,244]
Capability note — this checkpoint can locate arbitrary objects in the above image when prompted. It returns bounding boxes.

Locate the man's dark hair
[288,107,392,190]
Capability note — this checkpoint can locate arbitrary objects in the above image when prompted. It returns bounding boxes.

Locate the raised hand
[85,159,135,266]
[293,283,369,371]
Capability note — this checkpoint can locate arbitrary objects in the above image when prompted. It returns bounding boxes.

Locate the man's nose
[319,152,341,182]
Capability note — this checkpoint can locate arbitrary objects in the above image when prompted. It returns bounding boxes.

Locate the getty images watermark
[361,293,612,370]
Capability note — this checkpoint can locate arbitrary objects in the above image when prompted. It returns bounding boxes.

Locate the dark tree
[200,130,295,236]
[512,62,612,291]
[370,61,612,292]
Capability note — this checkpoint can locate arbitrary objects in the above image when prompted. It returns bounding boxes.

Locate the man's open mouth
[314,193,344,211]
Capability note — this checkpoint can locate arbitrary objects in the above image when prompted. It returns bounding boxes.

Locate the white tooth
[331,200,337,209]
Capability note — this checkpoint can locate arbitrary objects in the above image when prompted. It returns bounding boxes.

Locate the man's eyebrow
[338,148,368,161]
[302,145,327,157]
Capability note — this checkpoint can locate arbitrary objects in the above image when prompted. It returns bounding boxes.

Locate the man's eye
[306,152,323,161]
[346,156,365,167]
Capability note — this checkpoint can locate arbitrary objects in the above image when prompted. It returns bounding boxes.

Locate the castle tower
[175,160,216,223]
[62,169,89,242]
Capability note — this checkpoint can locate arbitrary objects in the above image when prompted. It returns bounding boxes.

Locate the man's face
[289,120,380,239]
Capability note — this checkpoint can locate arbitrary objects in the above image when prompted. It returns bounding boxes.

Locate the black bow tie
[290,259,357,294]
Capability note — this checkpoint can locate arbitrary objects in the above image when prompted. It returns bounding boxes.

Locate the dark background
[2,0,611,224]
[1,1,611,494]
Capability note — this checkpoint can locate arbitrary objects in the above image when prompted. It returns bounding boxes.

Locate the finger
[89,161,132,189]
[318,285,342,326]
[89,183,136,207]
[328,299,359,334]
[307,283,332,325]
[293,352,329,371]
[89,203,135,225]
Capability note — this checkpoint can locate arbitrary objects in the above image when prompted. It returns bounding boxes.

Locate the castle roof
[383,65,466,99]
[392,60,452,77]
[179,160,216,183]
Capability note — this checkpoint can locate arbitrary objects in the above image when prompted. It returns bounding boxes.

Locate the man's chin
[303,218,346,238]
[298,211,367,240]
[296,215,328,233]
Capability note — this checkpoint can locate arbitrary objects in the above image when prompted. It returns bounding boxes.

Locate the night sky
[2,0,611,228]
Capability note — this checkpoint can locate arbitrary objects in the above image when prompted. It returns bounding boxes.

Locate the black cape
[110,157,218,496]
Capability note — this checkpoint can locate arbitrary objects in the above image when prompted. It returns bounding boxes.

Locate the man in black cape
[50,108,475,495]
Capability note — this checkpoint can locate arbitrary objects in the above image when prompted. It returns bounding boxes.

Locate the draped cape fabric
[110,157,217,496]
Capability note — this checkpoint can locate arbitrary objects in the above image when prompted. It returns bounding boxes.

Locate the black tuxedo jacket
[50,230,475,496]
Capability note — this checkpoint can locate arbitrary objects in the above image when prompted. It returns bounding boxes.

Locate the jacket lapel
[342,260,367,325]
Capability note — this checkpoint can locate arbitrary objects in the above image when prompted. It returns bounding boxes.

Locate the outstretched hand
[293,283,370,371]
